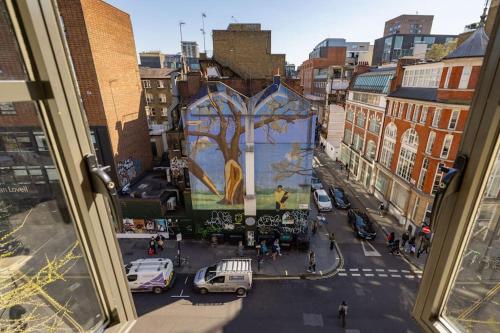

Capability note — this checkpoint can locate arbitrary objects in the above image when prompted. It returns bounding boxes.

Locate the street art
[184,79,315,210]
[204,211,235,230]
[117,158,137,187]
[257,215,281,228]
[256,210,309,235]
[170,156,188,178]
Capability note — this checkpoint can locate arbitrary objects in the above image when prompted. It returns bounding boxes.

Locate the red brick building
[57,0,152,187]
[373,27,488,230]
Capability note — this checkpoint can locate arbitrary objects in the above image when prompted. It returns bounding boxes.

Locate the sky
[106,0,484,66]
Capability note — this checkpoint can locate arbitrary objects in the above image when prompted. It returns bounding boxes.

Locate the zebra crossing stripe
[349,268,359,272]
[405,275,415,279]
[364,273,374,277]
[378,274,388,277]
[362,269,372,272]
[375,269,385,272]
[338,273,348,276]
[401,270,410,273]
[388,269,398,272]
[391,274,401,278]
[351,273,361,277]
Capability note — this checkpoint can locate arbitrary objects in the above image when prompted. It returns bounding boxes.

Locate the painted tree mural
[185,79,315,209]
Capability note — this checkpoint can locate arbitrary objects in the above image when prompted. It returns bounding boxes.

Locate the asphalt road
[131,152,424,333]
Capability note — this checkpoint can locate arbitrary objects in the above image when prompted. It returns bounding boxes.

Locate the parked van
[194,259,252,296]
[125,258,175,294]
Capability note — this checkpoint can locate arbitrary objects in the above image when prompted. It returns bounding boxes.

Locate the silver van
[193,259,252,296]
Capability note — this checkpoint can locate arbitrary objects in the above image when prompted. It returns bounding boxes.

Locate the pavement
[314,150,428,271]
[118,216,341,280]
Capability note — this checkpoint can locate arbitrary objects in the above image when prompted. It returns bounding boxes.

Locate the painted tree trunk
[218,159,244,205]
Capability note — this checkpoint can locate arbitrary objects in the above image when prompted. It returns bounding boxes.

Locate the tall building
[57,0,152,187]
[139,51,166,68]
[181,41,199,58]
[373,27,488,230]
[212,23,285,80]
[384,14,434,36]
[345,42,373,66]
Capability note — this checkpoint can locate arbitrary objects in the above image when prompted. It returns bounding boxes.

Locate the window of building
[0,102,16,115]
[157,80,165,88]
[356,112,365,128]
[420,106,428,124]
[406,104,413,120]
[366,140,376,161]
[411,196,420,221]
[145,93,154,103]
[346,110,354,122]
[432,164,444,195]
[398,102,404,118]
[353,133,364,151]
[426,131,436,155]
[394,36,403,49]
[343,128,352,144]
[448,109,459,130]
[0,133,33,152]
[351,92,380,106]
[458,65,472,89]
[413,105,420,122]
[387,100,393,115]
[33,131,48,151]
[375,171,389,194]
[444,67,452,88]
[142,79,151,88]
[417,158,429,190]
[432,108,442,127]
[368,116,381,133]
[441,134,453,158]
[12,166,30,184]
[380,123,397,168]
[162,107,168,117]
[159,93,167,103]
[396,128,419,182]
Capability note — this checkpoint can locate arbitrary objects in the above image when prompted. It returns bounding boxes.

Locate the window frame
[448,109,459,130]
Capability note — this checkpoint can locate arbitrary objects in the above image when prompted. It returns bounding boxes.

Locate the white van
[194,259,252,296]
[125,258,175,294]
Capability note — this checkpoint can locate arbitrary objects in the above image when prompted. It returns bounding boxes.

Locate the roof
[351,70,395,94]
[389,87,437,102]
[139,67,179,79]
[216,259,252,273]
[444,26,488,60]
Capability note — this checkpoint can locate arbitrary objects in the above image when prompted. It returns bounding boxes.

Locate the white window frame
[458,65,472,89]
[448,109,459,130]
[440,134,453,159]
[432,108,442,127]
[420,106,428,124]
[417,158,429,190]
[413,105,420,122]
[142,79,151,88]
[444,67,452,88]
[396,129,419,182]
[426,131,436,155]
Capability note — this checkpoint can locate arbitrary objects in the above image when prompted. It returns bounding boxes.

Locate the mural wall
[184,79,315,211]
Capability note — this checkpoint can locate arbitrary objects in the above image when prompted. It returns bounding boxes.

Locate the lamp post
[201,13,207,54]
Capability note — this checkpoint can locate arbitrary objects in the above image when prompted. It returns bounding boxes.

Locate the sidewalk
[118,223,341,280]
[316,150,427,270]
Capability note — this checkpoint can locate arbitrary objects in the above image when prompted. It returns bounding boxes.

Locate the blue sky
[106,0,484,66]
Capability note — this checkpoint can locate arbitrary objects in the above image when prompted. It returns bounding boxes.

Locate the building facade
[181,41,200,58]
[212,23,285,80]
[384,14,434,36]
[341,68,396,191]
[373,27,488,230]
[139,51,166,68]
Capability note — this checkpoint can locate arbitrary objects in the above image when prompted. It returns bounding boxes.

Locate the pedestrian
[408,236,416,254]
[417,237,430,258]
[338,301,348,328]
[329,232,335,251]
[312,219,318,234]
[261,240,269,256]
[401,230,410,248]
[274,238,282,256]
[390,239,400,255]
[387,232,395,246]
[307,250,316,273]
[148,236,156,256]
[271,243,278,261]
[238,241,244,257]
[156,234,164,252]
[379,202,385,216]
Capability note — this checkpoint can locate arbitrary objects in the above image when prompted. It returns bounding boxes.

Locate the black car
[329,186,351,209]
[347,209,377,240]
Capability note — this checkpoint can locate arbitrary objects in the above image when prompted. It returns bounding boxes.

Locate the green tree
[426,40,458,61]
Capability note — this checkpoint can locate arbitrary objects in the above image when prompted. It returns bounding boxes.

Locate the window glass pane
[0,101,105,330]
[442,145,500,332]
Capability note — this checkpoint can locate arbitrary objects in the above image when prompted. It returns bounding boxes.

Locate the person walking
[408,236,416,254]
[273,239,282,256]
[148,236,156,256]
[387,232,395,246]
[307,250,316,273]
[156,234,164,252]
[329,232,335,251]
[401,231,410,248]
[238,241,244,257]
[261,240,269,256]
[390,239,400,255]
[338,301,348,328]
[417,237,430,258]
[379,202,385,216]
[271,242,278,261]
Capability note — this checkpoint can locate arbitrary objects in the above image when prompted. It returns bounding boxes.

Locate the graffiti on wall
[256,210,309,234]
[204,211,235,231]
[170,156,188,178]
[117,158,137,187]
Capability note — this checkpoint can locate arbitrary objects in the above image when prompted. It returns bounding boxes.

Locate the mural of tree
[186,81,314,206]
[271,143,314,182]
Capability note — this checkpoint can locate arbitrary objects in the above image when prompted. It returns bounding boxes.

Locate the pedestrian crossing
[337,268,423,280]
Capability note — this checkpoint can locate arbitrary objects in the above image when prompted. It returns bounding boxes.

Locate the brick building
[341,67,397,190]
[383,14,434,36]
[57,0,152,187]
[373,27,488,230]
[212,23,285,80]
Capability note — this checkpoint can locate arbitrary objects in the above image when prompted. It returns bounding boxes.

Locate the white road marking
[361,239,382,257]
[391,274,402,278]
[351,273,361,277]
[171,289,190,298]
[375,269,385,272]
[417,275,423,279]
[349,268,359,272]
[339,268,345,271]
[401,270,410,273]
[378,274,388,277]
[388,269,398,272]
[362,268,372,271]
[285,270,288,276]
[184,276,189,284]
[320,271,323,276]
[365,273,374,277]
[414,270,423,274]
[405,275,415,279]
[338,273,348,276]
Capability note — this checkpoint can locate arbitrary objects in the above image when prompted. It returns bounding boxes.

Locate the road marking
[184,276,189,284]
[285,270,288,276]
[401,270,410,273]
[349,268,359,271]
[365,273,374,277]
[388,269,398,272]
[414,270,423,274]
[171,289,190,298]
[362,269,372,271]
[378,274,388,277]
[375,269,385,272]
[338,273,348,276]
[339,268,345,271]
[351,273,361,277]
[303,313,324,327]
[361,240,382,257]
[417,275,423,279]
[405,275,415,279]
[319,271,323,276]
[391,274,402,278]
[68,282,80,292]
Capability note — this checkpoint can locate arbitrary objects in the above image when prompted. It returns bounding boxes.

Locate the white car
[125,258,175,294]
[313,189,332,211]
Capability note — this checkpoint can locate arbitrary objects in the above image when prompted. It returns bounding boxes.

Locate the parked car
[347,209,377,240]
[313,189,332,211]
[125,258,175,294]
[311,177,323,191]
[194,259,252,296]
[329,186,351,209]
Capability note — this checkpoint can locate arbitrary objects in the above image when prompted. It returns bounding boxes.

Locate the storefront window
[441,145,500,332]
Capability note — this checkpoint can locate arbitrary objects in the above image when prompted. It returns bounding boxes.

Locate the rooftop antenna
[479,0,489,26]
[201,13,207,53]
